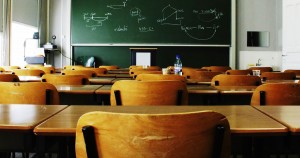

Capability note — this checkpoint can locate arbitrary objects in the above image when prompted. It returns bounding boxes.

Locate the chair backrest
[30,66,56,74]
[61,69,96,78]
[225,70,253,75]
[13,69,45,77]
[24,64,44,68]
[189,71,223,82]
[284,69,300,75]
[248,67,273,74]
[211,74,262,86]
[260,72,296,81]
[135,74,186,82]
[182,68,205,79]
[63,65,85,70]
[99,65,119,70]
[0,74,20,82]
[129,69,162,78]
[207,66,231,72]
[0,67,5,72]
[251,83,300,106]
[76,110,230,158]
[76,67,108,76]
[41,74,89,85]
[1,66,21,71]
[110,80,188,106]
[0,82,59,105]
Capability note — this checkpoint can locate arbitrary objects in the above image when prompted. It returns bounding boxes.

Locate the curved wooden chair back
[284,69,300,75]
[0,82,59,105]
[62,69,96,78]
[42,74,89,85]
[225,70,253,75]
[260,72,296,81]
[1,66,21,71]
[24,64,44,68]
[76,110,230,158]
[129,65,161,70]
[207,66,231,72]
[30,66,56,74]
[248,67,273,74]
[13,69,45,77]
[136,74,186,82]
[251,83,300,106]
[0,74,20,82]
[0,67,5,72]
[99,65,119,70]
[211,74,261,86]
[77,67,108,76]
[110,80,188,106]
[63,65,85,70]
[182,68,203,79]
[189,71,222,82]
[129,69,162,78]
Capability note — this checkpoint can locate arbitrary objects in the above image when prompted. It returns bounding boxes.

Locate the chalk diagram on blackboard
[83,12,112,30]
[81,2,225,41]
[194,9,223,22]
[107,0,128,9]
[157,4,184,26]
[157,5,223,41]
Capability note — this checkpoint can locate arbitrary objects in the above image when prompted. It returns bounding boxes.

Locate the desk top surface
[0,104,68,131]
[254,106,300,133]
[34,105,287,136]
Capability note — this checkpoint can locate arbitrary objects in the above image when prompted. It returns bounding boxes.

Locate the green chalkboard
[71,0,231,45]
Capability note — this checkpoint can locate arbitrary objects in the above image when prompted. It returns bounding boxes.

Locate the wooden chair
[41,74,89,85]
[30,66,56,74]
[110,80,188,106]
[211,74,262,86]
[76,110,230,158]
[284,69,300,75]
[0,74,20,82]
[189,71,223,82]
[24,64,44,68]
[63,65,85,70]
[0,67,5,72]
[129,65,161,70]
[260,72,296,81]
[251,83,300,106]
[99,65,119,70]
[129,69,162,78]
[1,66,21,71]
[0,82,59,105]
[248,67,273,74]
[225,70,253,75]
[182,68,205,79]
[77,67,108,76]
[135,74,186,82]
[13,69,45,77]
[206,66,231,72]
[61,69,96,78]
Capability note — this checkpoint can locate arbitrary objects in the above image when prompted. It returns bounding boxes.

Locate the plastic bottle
[174,54,182,75]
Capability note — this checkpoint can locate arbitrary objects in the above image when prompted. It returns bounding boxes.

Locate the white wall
[237,0,282,70]
[12,0,38,27]
[0,0,3,32]
[49,0,71,68]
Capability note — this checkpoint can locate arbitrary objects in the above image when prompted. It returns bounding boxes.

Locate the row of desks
[1,104,300,157]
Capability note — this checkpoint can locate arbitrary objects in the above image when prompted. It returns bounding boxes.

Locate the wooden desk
[253,106,300,156]
[54,85,103,105]
[88,77,115,85]
[215,86,257,105]
[0,104,68,152]
[107,69,129,74]
[262,80,299,84]
[34,105,287,136]
[253,106,300,133]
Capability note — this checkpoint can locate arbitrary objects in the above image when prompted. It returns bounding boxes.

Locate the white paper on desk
[136,52,151,66]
